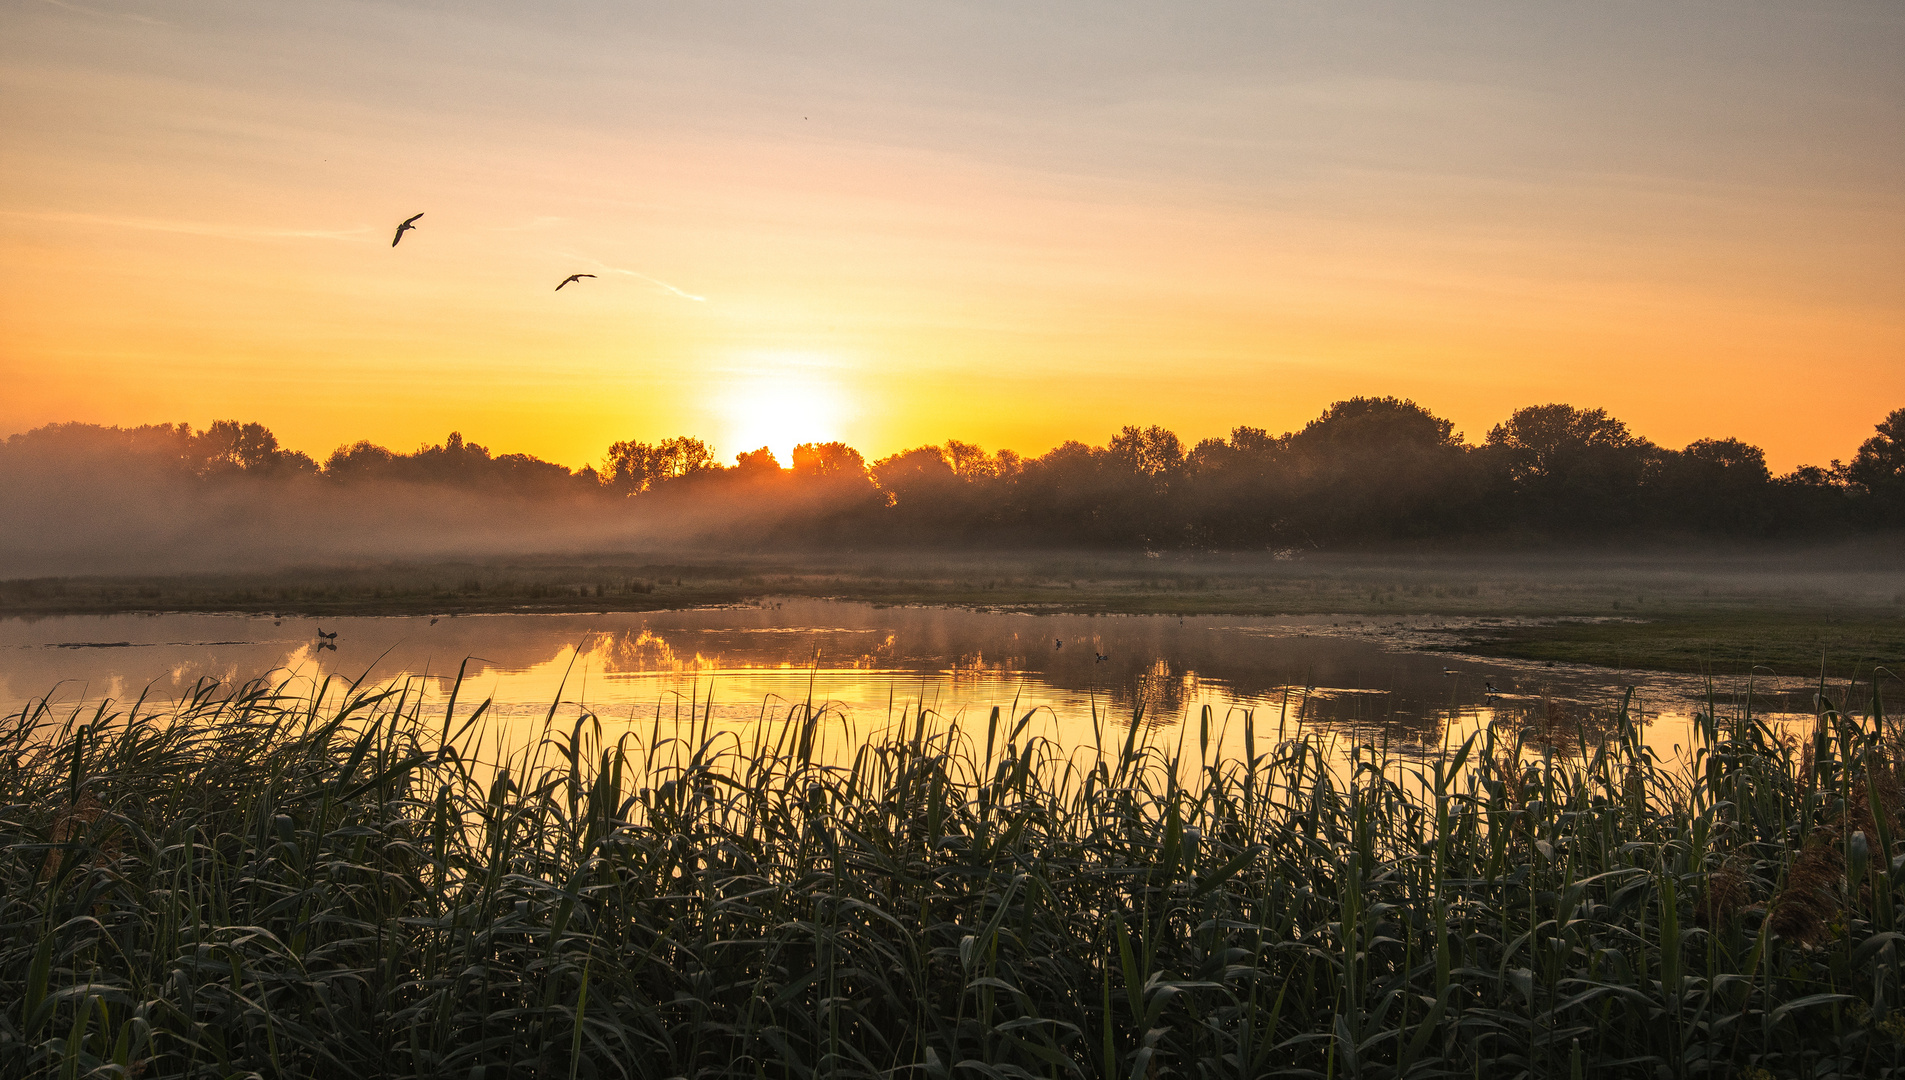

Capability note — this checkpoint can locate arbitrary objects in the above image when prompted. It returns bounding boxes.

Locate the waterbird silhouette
[555,273,596,291]
[391,213,423,247]
[1095,652,1109,663]
[1055,638,1062,649]
[316,629,337,641]
[430,617,439,625]
[1484,681,1501,695]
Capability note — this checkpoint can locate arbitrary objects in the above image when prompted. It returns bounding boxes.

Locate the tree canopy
[4,401,1901,550]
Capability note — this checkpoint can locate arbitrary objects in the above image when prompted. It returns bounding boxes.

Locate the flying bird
[555,273,596,291]
[391,213,423,247]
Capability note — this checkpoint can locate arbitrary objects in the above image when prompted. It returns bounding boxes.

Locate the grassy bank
[1456,614,1905,677]
[4,543,1901,620]
[4,668,1905,1078]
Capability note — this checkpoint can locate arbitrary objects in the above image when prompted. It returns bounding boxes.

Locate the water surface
[0,600,1830,760]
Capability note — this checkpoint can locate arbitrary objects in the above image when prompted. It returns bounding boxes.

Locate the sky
[2,0,1901,472]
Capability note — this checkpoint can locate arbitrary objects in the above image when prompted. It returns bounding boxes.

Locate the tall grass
[2,667,1901,1078]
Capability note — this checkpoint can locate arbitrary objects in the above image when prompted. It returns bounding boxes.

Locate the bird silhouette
[555,273,596,291]
[1094,652,1109,663]
[391,213,423,247]
[1484,681,1501,695]
[1055,638,1063,649]
[316,629,337,641]
[430,616,439,625]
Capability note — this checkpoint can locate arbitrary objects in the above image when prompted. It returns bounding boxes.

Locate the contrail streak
[588,262,708,302]
[560,253,712,300]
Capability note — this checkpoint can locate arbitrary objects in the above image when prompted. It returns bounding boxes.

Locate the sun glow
[713,361,853,467]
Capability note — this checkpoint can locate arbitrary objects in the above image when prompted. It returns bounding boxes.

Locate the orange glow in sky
[2,2,1901,472]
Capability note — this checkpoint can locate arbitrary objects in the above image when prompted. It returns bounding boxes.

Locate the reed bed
[2,670,1902,1079]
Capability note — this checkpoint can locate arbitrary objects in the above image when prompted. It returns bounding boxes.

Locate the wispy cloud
[619,269,707,303]
[1,210,373,242]
[566,256,708,302]
[39,0,168,27]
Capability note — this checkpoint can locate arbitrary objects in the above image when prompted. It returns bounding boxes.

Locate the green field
[1456,613,1905,678]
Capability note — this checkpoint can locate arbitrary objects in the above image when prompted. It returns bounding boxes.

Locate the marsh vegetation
[5,668,1905,1077]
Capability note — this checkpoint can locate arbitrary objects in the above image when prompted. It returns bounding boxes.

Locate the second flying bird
[391,214,600,296]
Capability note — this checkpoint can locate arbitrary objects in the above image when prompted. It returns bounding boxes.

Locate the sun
[713,362,851,467]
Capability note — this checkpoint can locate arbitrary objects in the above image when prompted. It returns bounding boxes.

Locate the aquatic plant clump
[1,673,1903,1078]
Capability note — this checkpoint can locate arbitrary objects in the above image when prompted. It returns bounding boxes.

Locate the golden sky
[2,1,1901,471]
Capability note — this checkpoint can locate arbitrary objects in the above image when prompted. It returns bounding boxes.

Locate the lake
[0,599,1829,764]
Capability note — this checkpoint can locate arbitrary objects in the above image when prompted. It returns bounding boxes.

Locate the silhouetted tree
[792,441,870,482]
[1010,440,1139,545]
[1770,462,1852,526]
[1485,404,1656,531]
[1098,426,1187,544]
[603,436,715,494]
[731,447,782,475]
[320,431,580,494]
[1106,426,1185,482]
[8,402,1903,553]
[1281,397,1476,542]
[1182,426,1285,546]
[1658,437,1774,533]
[194,420,316,475]
[1848,408,1905,522]
[323,440,398,480]
[942,440,991,480]
[868,446,957,536]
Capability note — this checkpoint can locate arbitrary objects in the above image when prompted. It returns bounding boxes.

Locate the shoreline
[3,548,1900,676]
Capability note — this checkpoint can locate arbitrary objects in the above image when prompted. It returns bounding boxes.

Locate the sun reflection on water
[0,601,1841,790]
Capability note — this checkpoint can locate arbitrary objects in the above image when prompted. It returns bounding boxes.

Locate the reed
[1,667,1901,1078]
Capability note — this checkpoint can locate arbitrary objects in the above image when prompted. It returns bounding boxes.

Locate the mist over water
[0,470,699,577]
[4,400,1901,576]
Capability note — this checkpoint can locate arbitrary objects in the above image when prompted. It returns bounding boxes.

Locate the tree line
[5,400,1902,548]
